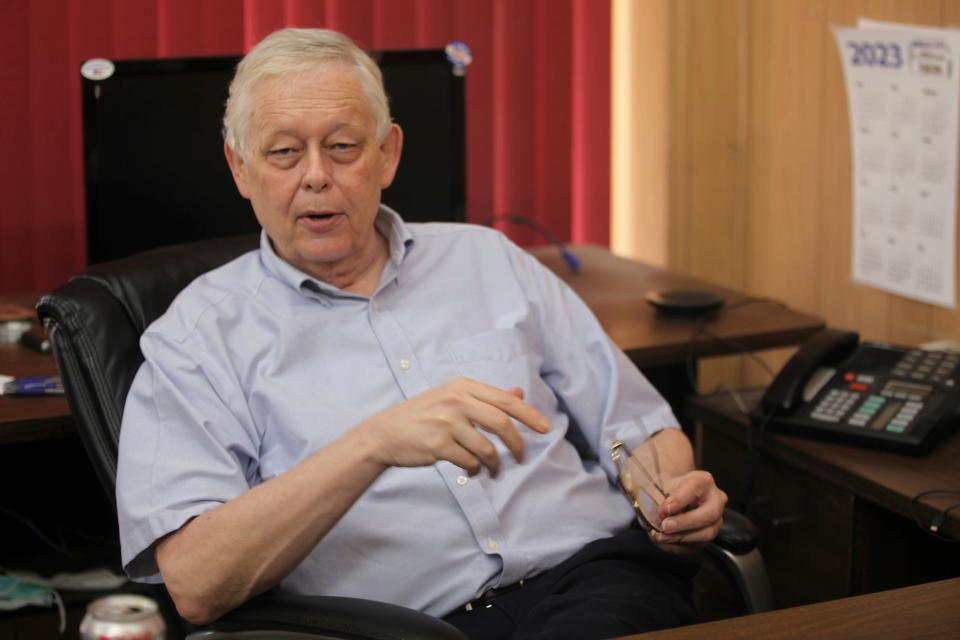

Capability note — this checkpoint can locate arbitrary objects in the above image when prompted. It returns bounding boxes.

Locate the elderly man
[116,28,726,640]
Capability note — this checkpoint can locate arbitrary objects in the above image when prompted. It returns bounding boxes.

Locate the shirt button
[371,300,381,312]
[399,358,411,370]
[456,475,468,486]
[487,538,499,551]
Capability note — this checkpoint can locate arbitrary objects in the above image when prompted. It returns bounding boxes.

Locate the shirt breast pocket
[446,328,558,458]
[447,328,552,410]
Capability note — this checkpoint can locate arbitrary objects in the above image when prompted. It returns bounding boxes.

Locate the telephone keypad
[892,349,959,385]
[811,389,859,423]
[847,394,886,428]
[814,385,929,434]
[885,401,923,433]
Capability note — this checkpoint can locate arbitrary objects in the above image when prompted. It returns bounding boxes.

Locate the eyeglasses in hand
[611,439,669,533]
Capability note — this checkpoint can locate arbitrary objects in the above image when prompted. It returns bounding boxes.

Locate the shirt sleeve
[115,329,261,583]
[500,236,681,480]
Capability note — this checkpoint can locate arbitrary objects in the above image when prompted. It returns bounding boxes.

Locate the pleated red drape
[0,0,610,294]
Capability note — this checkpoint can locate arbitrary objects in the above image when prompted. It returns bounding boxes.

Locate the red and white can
[80,594,166,640]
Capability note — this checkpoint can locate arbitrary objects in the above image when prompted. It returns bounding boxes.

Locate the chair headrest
[35,234,259,497]
[77,234,260,333]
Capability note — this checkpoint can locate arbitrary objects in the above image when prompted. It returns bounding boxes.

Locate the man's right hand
[354,377,552,478]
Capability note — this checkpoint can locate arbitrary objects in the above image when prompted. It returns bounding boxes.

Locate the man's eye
[269,148,296,156]
[329,143,356,151]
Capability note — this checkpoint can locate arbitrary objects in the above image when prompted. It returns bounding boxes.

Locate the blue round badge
[445,41,473,77]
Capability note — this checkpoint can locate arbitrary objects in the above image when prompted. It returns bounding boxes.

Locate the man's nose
[301,147,330,192]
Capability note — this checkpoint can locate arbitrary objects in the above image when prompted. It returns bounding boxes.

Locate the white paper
[834,22,960,308]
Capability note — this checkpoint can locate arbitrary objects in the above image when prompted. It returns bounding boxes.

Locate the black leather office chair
[36,235,772,638]
[36,235,467,640]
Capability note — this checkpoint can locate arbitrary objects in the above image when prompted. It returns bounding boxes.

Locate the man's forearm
[156,428,386,625]
[633,427,695,480]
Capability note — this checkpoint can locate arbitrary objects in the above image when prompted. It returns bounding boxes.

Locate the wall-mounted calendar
[834,19,960,309]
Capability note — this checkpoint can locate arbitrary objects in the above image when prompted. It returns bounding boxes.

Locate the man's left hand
[649,469,727,554]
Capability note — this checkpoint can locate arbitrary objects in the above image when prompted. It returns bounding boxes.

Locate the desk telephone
[757,329,960,454]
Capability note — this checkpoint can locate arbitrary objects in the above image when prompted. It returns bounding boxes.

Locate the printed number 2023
[847,41,903,68]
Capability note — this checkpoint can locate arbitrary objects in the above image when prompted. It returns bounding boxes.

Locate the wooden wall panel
[670,0,748,391]
[669,0,746,288]
[667,0,960,390]
[820,0,874,338]
[741,0,829,384]
[745,0,826,314]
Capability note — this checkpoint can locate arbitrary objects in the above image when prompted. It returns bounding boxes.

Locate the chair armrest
[199,592,468,640]
[714,508,759,555]
[705,508,774,614]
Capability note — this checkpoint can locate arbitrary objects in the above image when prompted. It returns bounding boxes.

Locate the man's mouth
[302,211,338,220]
[296,211,344,231]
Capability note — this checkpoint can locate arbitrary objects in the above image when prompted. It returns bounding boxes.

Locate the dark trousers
[442,526,700,640]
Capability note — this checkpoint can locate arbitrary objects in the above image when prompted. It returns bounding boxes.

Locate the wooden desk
[530,245,824,367]
[0,292,71,444]
[628,577,960,639]
[689,389,960,608]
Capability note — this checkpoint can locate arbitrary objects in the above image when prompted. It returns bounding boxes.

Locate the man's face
[225,64,402,280]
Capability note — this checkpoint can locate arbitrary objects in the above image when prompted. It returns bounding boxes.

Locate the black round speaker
[645,289,725,316]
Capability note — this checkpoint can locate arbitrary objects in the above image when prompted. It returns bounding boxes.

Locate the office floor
[1,438,120,640]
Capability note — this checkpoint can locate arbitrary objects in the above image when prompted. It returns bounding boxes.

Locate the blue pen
[2,376,64,396]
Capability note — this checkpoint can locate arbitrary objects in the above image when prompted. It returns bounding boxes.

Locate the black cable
[739,408,776,514]
[483,214,581,274]
[910,489,960,543]
[0,505,75,557]
[683,297,785,393]
[677,296,790,514]
[688,325,779,386]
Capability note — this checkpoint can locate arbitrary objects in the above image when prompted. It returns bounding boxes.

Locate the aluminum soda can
[80,594,166,640]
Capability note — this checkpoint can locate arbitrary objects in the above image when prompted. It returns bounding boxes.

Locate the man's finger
[463,401,527,463]
[460,379,551,434]
[440,442,484,477]
[654,510,722,543]
[451,422,503,477]
[649,531,705,555]
[659,495,725,536]
[659,471,712,517]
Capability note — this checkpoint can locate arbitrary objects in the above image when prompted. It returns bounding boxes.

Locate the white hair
[223,28,391,158]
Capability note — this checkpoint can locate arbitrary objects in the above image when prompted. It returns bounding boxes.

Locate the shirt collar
[377,205,415,286]
[259,205,415,301]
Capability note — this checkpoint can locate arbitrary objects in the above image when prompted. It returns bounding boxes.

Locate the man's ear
[379,124,404,190]
[224,140,251,199]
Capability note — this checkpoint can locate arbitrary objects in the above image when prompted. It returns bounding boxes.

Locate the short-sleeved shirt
[116,207,679,616]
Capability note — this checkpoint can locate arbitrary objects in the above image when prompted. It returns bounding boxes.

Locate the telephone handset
[757,329,960,454]
[762,329,860,415]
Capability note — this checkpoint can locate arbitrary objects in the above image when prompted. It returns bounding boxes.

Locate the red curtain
[0,0,610,294]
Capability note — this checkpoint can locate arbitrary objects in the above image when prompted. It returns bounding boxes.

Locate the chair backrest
[36,234,259,502]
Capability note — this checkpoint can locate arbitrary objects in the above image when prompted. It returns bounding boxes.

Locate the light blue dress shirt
[116,207,680,617]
